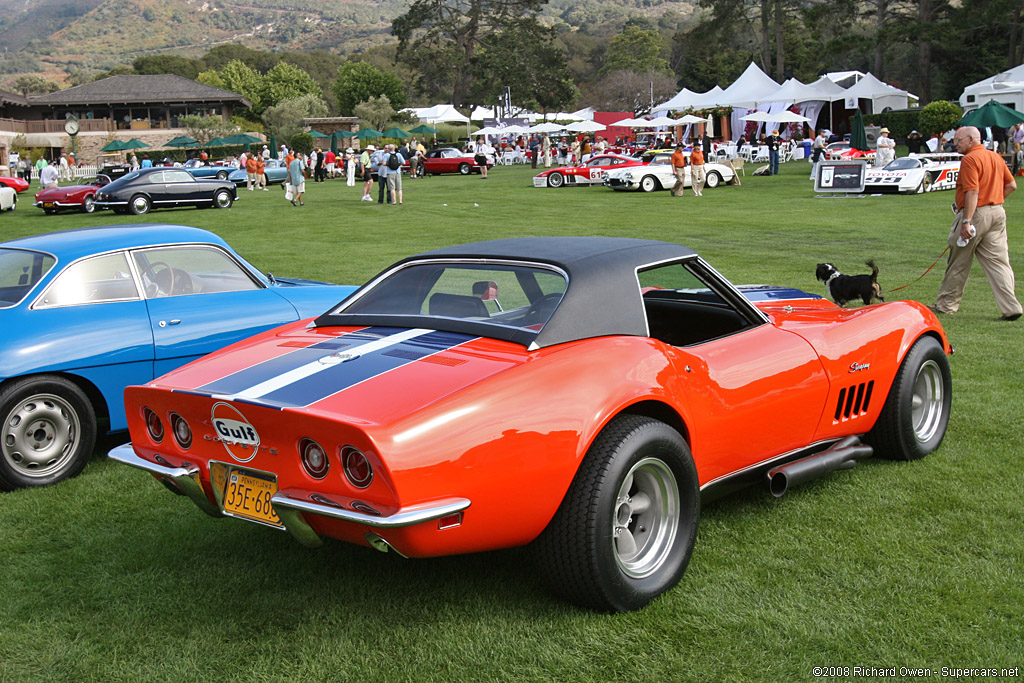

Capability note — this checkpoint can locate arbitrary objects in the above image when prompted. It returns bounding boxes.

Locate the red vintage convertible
[110,238,952,611]
[33,174,112,214]
[0,176,30,193]
[404,147,492,176]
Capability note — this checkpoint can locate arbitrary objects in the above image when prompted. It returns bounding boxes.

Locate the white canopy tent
[412,104,470,124]
[959,64,1024,113]
[841,73,913,113]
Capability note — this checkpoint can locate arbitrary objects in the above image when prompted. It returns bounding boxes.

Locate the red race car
[110,238,952,611]
[0,176,30,193]
[34,174,113,214]
[533,153,643,188]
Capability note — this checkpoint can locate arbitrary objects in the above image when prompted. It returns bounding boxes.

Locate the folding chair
[730,157,744,185]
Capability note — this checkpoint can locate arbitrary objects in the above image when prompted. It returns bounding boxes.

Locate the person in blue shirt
[287,153,307,206]
[140,155,153,168]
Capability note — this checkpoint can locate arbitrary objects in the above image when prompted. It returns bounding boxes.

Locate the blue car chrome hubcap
[2,393,79,478]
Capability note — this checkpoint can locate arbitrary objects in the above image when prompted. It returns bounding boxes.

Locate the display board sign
[815,160,867,193]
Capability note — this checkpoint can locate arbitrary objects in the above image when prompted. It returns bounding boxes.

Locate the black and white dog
[815,261,885,306]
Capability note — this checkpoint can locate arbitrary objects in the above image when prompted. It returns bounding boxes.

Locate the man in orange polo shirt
[935,126,1022,320]
[670,144,687,197]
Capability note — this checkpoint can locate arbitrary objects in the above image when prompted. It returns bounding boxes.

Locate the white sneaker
[262,188,268,191]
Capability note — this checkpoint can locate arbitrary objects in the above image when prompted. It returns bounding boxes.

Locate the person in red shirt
[325,149,337,178]
[689,145,706,197]
[670,144,688,197]
[245,154,258,191]
[935,126,1022,320]
[255,155,267,191]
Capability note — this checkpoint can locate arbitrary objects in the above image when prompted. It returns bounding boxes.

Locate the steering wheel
[523,293,562,327]
[142,261,174,297]
[170,268,193,295]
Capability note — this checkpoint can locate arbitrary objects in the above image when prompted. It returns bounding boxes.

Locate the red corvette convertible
[0,176,30,193]
[532,153,643,188]
[404,147,492,176]
[110,238,952,611]
[34,174,112,214]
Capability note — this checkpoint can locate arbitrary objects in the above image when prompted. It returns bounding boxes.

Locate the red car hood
[154,322,529,426]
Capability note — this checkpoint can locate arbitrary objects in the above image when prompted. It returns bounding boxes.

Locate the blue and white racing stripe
[196,327,476,408]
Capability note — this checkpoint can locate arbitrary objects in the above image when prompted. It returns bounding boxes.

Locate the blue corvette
[0,225,355,490]
[182,159,236,181]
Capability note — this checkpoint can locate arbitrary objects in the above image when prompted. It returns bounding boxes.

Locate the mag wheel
[547,172,564,188]
[216,170,229,180]
[458,163,471,175]
[81,196,95,213]
[213,189,233,209]
[0,376,97,490]
[867,336,951,460]
[129,194,151,215]
[534,415,699,612]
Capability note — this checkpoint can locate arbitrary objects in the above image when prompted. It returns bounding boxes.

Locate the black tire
[129,194,151,215]
[44,207,58,215]
[458,163,471,175]
[547,172,565,188]
[216,170,229,180]
[81,195,95,213]
[534,414,699,612]
[0,376,97,490]
[9,195,16,211]
[640,175,659,192]
[213,189,233,209]
[866,336,951,461]
[705,171,722,189]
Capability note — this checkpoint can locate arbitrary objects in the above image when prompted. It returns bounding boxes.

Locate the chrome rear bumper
[108,443,471,550]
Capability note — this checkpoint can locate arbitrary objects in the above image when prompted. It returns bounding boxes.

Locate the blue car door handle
[158,319,182,327]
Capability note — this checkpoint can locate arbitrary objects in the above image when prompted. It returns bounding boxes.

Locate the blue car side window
[36,252,139,308]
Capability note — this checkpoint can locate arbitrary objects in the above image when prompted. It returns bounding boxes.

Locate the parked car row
[532,151,738,192]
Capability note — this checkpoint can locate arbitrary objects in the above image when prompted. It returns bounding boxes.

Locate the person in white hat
[875,127,895,167]
[360,145,375,201]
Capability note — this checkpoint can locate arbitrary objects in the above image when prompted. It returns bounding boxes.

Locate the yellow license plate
[43,202,53,208]
[222,468,282,527]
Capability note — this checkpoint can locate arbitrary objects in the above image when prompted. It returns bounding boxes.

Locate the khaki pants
[672,167,687,196]
[691,164,706,194]
[936,204,1023,316]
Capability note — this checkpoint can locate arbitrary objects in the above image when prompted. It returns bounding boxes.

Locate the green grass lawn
[1,161,1022,681]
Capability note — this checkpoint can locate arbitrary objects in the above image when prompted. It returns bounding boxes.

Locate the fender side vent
[834,381,874,422]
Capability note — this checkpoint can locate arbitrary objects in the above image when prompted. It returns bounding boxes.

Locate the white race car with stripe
[864,153,962,194]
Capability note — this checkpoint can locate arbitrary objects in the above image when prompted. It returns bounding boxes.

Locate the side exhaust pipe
[767,436,873,497]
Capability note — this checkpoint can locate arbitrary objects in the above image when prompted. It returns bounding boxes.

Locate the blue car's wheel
[534,414,699,611]
[0,376,96,490]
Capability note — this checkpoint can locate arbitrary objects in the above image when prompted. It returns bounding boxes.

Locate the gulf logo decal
[211,402,260,462]
[197,327,477,409]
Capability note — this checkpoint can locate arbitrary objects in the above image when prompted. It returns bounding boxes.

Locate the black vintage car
[93,167,238,215]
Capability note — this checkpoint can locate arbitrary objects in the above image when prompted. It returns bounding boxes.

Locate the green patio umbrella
[121,138,151,150]
[100,140,128,152]
[205,137,226,147]
[222,133,262,145]
[354,128,383,140]
[164,135,198,148]
[409,124,440,135]
[957,99,1024,129]
[309,130,331,138]
[382,127,411,139]
[850,109,869,152]
[269,134,278,159]
[330,131,339,155]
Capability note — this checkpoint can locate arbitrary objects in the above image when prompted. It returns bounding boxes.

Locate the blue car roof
[1,224,231,262]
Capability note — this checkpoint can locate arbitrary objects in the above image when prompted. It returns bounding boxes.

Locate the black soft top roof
[322,237,698,349]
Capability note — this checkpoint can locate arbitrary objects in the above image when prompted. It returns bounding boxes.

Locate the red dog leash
[886,246,950,293]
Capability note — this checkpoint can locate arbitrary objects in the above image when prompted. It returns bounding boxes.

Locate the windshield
[884,158,922,170]
[322,261,568,337]
[0,248,56,308]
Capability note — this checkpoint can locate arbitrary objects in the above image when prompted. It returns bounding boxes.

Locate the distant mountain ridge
[0,0,697,82]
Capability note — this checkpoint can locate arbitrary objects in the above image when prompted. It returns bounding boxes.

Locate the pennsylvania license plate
[222,468,282,527]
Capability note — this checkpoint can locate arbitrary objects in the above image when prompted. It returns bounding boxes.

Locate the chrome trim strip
[271,490,471,529]
[107,443,222,517]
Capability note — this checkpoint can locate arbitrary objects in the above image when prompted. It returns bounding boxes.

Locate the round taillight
[170,413,192,449]
[300,438,329,479]
[144,408,164,443]
[342,446,373,488]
